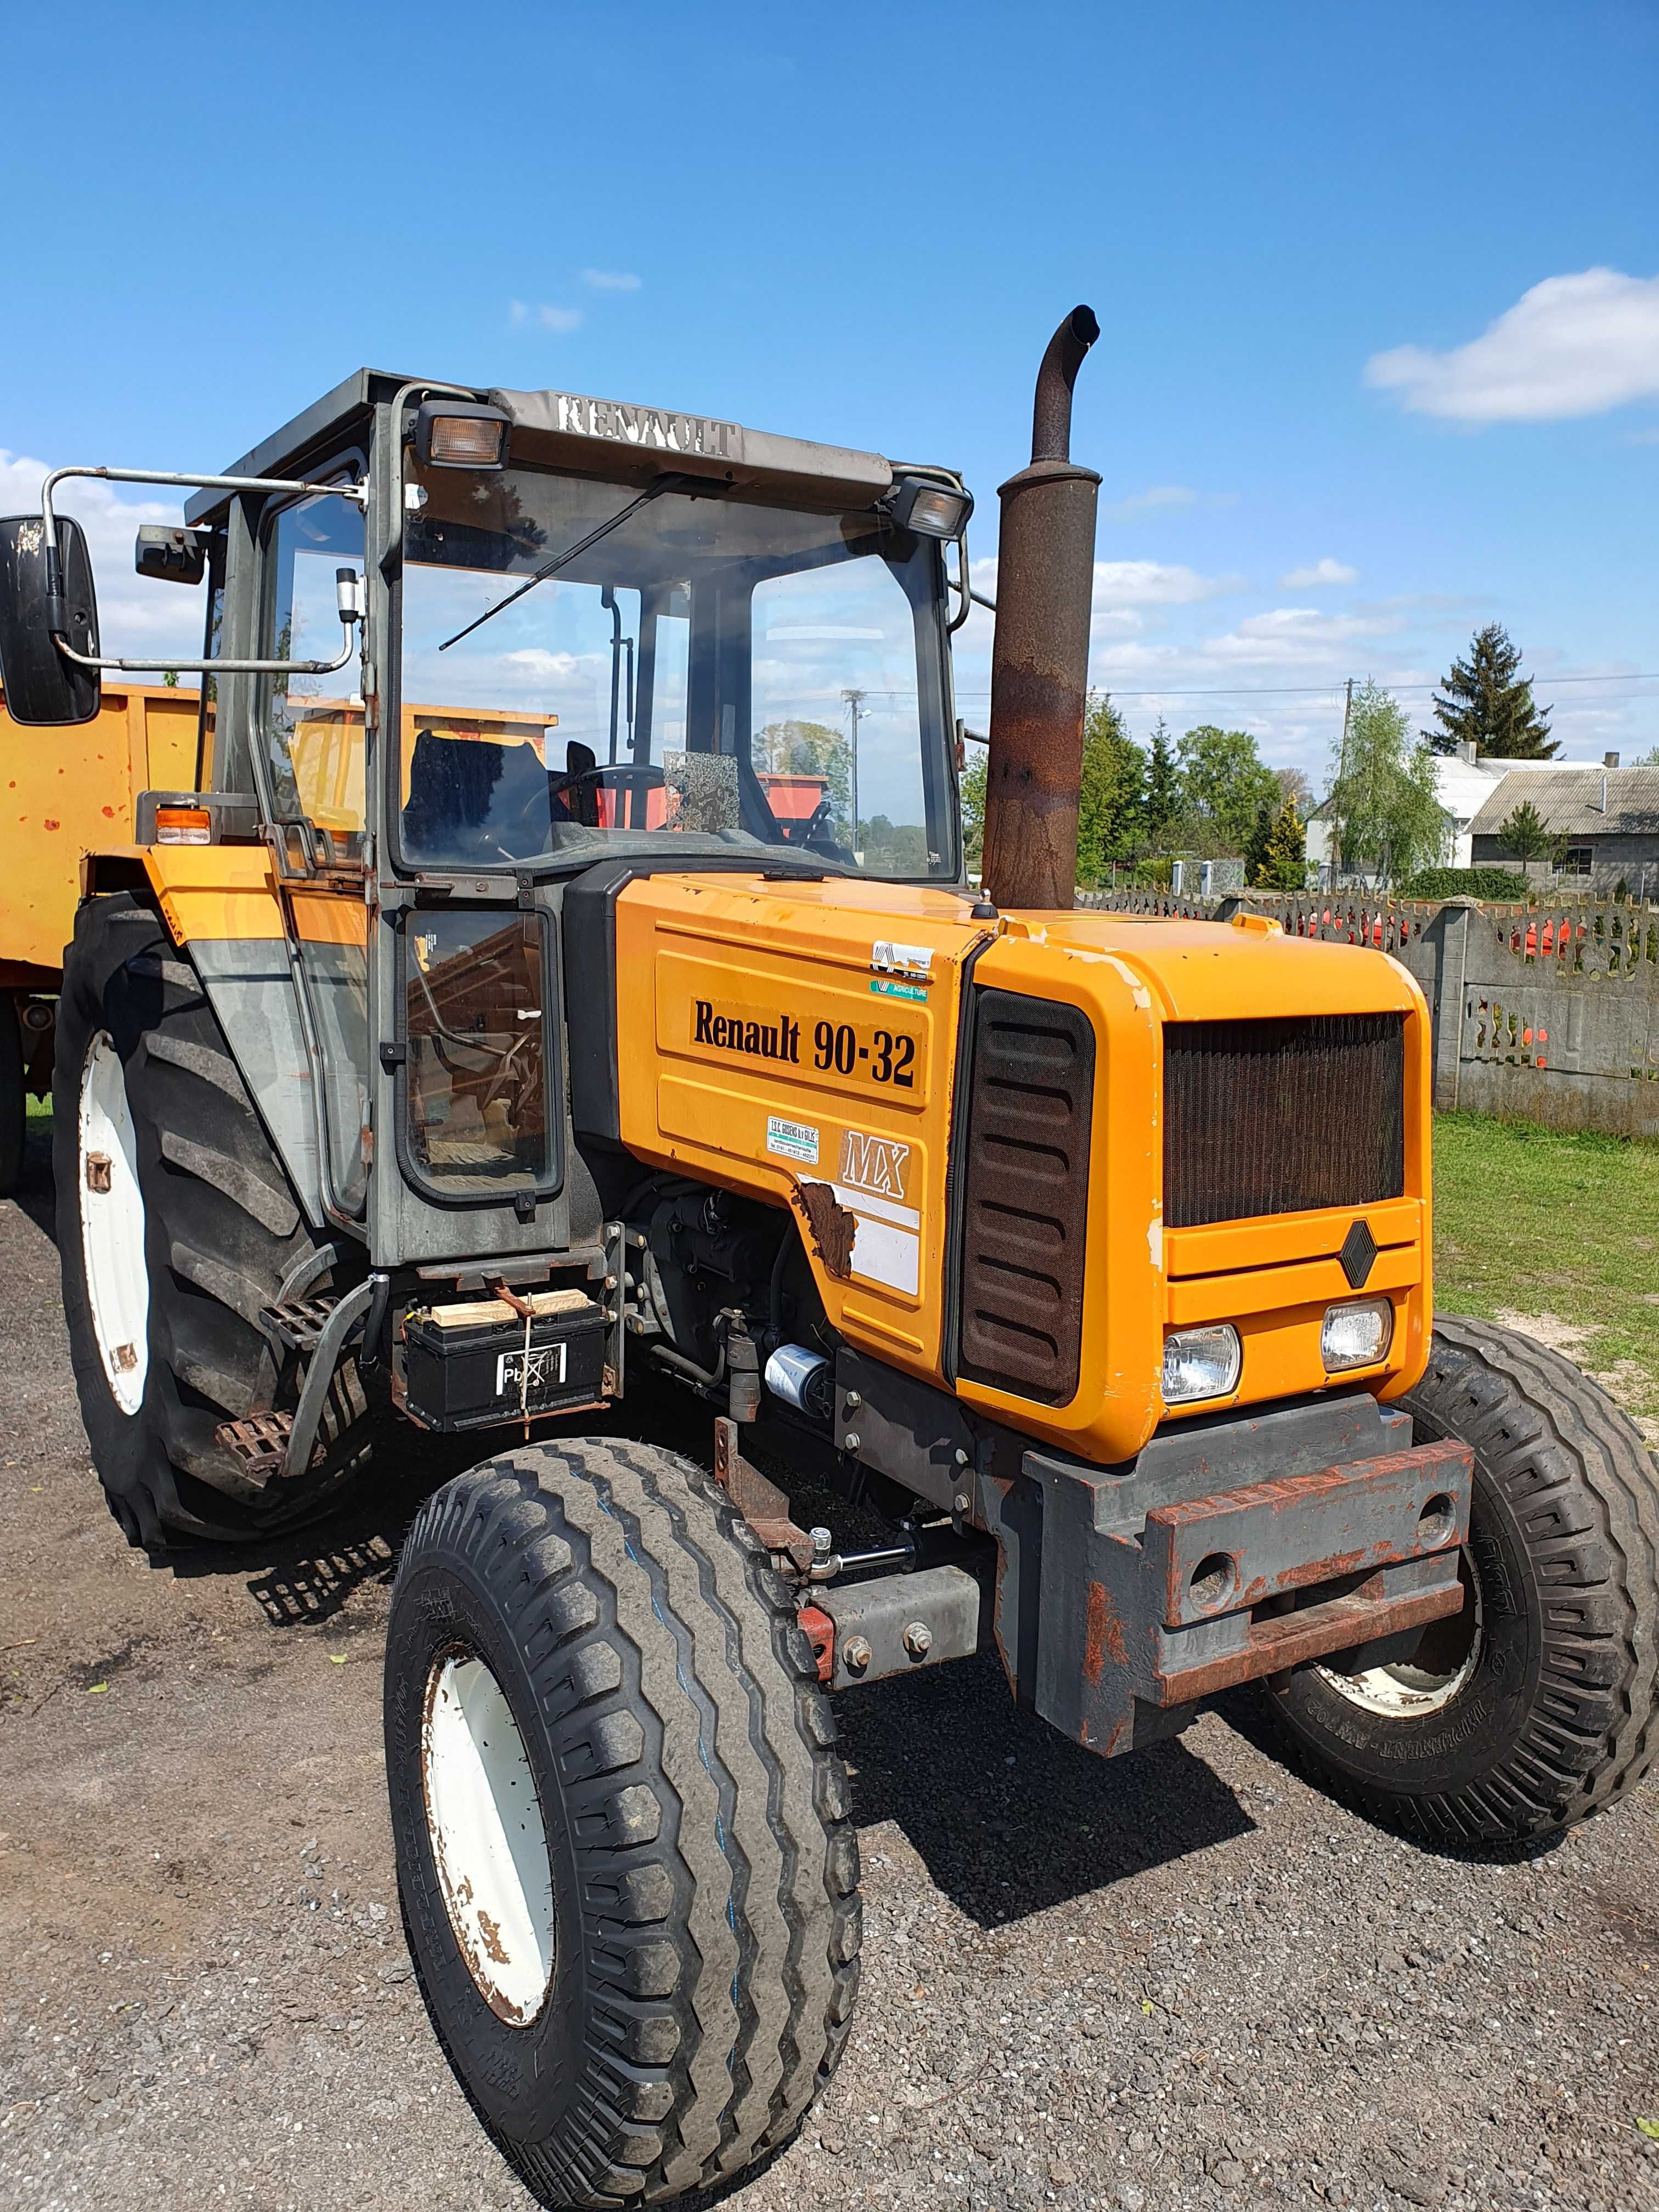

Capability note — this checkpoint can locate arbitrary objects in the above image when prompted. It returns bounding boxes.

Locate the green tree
[1176,724,1279,850]
[961,742,988,869]
[1496,799,1556,866]
[1249,794,1307,889]
[754,719,851,823]
[1327,679,1449,884]
[1144,716,1181,847]
[860,815,928,873]
[1076,692,1146,884]
[1427,623,1556,758]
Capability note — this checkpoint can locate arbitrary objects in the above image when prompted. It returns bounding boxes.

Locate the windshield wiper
[437,471,714,653]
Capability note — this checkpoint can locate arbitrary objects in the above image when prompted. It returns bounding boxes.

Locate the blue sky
[4,0,1657,781]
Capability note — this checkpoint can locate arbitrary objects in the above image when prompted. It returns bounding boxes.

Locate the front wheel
[1265,1316,1659,1846]
[384,1438,861,2207]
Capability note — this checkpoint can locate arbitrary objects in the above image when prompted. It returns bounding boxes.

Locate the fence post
[1426,898,1475,1113]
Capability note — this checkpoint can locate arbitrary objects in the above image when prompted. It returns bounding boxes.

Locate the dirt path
[3,1143,1657,2211]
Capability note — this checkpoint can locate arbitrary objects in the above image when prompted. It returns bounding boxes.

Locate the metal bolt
[843,1431,861,1454]
[843,1635,873,1674]
[843,1391,861,1412]
[902,1620,933,1661]
[953,1492,971,1516]
[954,1447,970,1466]
[810,1526,833,1561]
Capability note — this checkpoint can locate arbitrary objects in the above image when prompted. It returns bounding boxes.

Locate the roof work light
[413,401,511,471]
[883,476,973,539]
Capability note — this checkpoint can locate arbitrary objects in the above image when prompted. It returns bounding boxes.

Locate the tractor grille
[956,989,1094,1404]
[1163,1012,1406,1228]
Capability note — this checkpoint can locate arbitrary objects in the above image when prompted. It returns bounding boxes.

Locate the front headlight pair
[1161,1298,1393,1406]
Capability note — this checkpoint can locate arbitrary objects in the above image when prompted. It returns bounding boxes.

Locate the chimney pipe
[982,305,1102,911]
[1604,751,1620,769]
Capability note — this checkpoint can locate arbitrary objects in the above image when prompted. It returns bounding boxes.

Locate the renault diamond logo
[1340,1218,1379,1290]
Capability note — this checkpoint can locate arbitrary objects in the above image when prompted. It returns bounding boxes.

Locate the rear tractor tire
[1266,1315,1659,1846]
[53,891,371,1550]
[384,1437,862,2208]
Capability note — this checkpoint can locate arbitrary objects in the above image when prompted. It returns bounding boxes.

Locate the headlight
[1162,1324,1242,1406]
[1321,1297,1393,1372]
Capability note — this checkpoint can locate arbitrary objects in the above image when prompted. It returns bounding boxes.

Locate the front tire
[385,1438,861,2207]
[54,892,369,1549]
[1266,1316,1659,1845]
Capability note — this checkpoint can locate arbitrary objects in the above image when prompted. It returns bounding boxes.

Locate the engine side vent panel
[1163,1012,1406,1228]
[956,989,1095,1406]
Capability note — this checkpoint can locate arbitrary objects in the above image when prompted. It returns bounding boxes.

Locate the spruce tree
[1427,623,1556,758]
[1244,799,1273,887]
[1145,716,1181,848]
[1496,799,1555,865]
[1075,693,1146,884]
[1257,795,1307,889]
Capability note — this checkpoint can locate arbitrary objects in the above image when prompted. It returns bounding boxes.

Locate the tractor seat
[402,731,551,861]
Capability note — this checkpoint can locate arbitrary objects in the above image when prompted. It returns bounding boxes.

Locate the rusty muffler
[981,305,1102,911]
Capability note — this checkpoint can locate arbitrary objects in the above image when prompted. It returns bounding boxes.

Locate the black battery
[402,1288,608,1432]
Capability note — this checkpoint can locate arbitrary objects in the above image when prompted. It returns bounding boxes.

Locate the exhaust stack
[981,305,1102,911]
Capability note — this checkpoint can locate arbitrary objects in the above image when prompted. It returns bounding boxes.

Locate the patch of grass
[25,1094,52,1124]
[1433,1111,1659,1424]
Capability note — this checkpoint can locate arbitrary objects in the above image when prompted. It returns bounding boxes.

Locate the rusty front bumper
[978,1397,1472,1758]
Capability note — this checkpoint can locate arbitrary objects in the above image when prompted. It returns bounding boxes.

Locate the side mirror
[135,523,210,585]
[0,514,101,726]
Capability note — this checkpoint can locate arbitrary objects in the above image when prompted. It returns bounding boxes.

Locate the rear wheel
[1266,1316,1659,1844]
[54,891,370,1549]
[385,1437,861,2207]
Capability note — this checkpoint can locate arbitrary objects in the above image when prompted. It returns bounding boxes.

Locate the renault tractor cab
[0,373,976,1244]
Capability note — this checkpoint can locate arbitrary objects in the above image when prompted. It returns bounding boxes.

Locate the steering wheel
[508,762,667,843]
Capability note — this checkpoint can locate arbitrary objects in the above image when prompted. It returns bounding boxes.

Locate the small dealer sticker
[766,1114,819,1164]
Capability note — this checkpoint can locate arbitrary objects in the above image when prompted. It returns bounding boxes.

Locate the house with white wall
[1305,742,1598,881]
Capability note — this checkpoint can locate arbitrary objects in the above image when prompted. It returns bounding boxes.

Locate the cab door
[253,465,371,1224]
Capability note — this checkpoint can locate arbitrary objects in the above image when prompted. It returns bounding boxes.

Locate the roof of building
[1306,750,1581,826]
[1469,766,1659,839]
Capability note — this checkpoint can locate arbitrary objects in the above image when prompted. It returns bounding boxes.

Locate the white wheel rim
[1316,1553,1483,1718]
[422,1650,555,2026]
[78,1032,149,1415]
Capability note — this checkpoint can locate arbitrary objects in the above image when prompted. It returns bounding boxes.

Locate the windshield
[393,459,958,878]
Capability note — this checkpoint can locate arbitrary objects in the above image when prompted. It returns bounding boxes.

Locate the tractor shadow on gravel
[832,1650,1256,1927]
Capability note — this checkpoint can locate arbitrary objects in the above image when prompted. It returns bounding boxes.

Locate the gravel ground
[2,1125,1657,2212]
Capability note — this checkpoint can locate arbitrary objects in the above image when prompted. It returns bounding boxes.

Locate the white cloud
[1103,484,1198,522]
[1280,557,1357,588]
[0,448,205,661]
[509,300,582,332]
[1093,558,1242,608]
[1203,607,1402,666]
[582,269,641,292]
[967,554,1239,625]
[1364,268,1659,423]
[505,648,583,680]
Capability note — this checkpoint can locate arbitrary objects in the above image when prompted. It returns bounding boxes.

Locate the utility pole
[1334,676,1353,885]
[842,689,865,857]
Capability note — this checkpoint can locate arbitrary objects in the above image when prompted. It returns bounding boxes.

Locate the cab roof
[184,370,896,524]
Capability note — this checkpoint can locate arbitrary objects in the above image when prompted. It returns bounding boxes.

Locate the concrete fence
[1075,887,1659,1139]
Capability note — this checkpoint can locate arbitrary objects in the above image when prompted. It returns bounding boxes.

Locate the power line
[951,672,1659,702]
